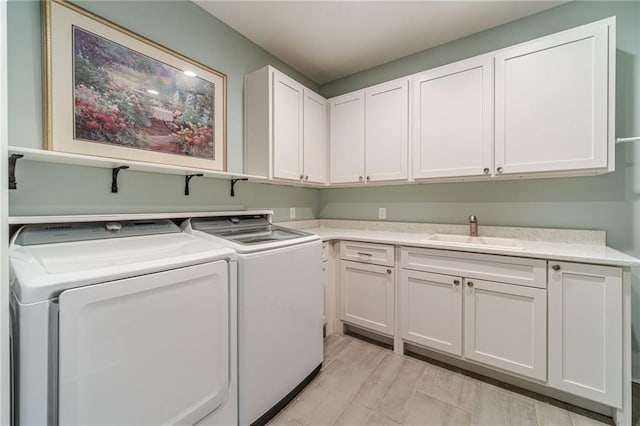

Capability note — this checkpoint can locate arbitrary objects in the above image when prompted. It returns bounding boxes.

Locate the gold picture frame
[42,0,227,171]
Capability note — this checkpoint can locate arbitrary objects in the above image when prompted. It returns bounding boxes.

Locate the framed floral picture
[42,0,227,171]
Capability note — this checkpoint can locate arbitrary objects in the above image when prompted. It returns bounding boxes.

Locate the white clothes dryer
[9,219,238,426]
[182,213,323,426]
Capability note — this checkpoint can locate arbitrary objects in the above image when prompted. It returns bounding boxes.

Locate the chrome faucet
[469,215,478,237]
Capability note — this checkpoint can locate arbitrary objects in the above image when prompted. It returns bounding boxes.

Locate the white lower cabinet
[340,260,394,335]
[399,247,547,381]
[464,278,547,381]
[400,270,462,356]
[336,242,630,423]
[548,261,622,407]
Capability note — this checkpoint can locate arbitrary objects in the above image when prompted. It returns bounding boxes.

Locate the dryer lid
[9,220,236,304]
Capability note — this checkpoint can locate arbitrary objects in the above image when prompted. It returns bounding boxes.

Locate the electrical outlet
[378,207,386,220]
[289,207,296,219]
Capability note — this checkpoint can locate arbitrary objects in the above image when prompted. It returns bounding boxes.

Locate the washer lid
[10,222,235,304]
[184,217,319,253]
[210,225,314,246]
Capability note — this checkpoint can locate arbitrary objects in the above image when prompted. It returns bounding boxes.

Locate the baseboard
[404,342,613,419]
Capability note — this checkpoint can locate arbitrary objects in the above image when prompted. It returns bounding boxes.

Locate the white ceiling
[195,1,567,85]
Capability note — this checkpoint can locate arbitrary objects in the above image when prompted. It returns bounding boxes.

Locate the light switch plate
[290,207,296,219]
[378,207,386,220]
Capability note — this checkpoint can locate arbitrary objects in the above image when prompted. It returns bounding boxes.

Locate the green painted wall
[7,0,319,220]
[7,0,640,379]
[9,160,319,221]
[319,1,640,377]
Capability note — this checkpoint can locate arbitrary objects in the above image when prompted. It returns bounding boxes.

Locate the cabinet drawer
[341,241,395,266]
[400,247,546,289]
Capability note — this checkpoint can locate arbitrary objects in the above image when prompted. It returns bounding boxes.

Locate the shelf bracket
[230,178,248,197]
[111,166,129,193]
[8,154,24,190]
[184,174,203,196]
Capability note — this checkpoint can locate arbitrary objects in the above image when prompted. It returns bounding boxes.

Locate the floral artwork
[44,0,226,171]
[73,27,215,159]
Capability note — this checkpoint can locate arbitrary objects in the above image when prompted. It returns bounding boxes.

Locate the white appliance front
[56,260,234,425]
[239,241,323,425]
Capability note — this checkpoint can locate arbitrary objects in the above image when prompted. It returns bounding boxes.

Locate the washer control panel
[14,220,180,246]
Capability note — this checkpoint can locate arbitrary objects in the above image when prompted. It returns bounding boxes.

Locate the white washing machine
[182,213,323,426]
[9,219,238,426]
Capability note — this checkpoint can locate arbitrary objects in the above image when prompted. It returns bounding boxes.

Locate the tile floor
[268,333,630,426]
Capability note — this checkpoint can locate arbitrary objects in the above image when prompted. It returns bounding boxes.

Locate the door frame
[1,2,10,424]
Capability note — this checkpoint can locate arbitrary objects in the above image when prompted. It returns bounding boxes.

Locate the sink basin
[426,234,524,250]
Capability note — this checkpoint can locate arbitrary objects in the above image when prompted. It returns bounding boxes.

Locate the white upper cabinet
[329,80,408,184]
[272,70,304,181]
[365,79,409,182]
[244,66,327,184]
[494,19,614,176]
[246,18,615,187]
[329,91,365,184]
[412,55,493,179]
[303,89,328,184]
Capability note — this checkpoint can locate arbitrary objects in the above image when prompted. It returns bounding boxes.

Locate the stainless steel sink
[426,234,524,250]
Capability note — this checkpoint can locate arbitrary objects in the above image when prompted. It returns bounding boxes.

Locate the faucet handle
[469,215,477,222]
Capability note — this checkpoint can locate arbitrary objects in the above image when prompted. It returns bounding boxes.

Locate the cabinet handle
[359,176,363,182]
[496,167,503,174]
[467,281,474,287]
[356,252,373,257]
[305,175,309,181]
[453,280,460,286]
[386,269,392,275]
[366,176,371,181]
[299,174,304,181]
[483,168,490,174]
[552,264,561,271]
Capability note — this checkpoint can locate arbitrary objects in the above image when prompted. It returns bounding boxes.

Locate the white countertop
[300,227,640,267]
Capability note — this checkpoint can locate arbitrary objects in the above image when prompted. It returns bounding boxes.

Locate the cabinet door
[340,260,394,335]
[365,79,408,182]
[272,70,303,181]
[548,262,622,407]
[464,279,546,381]
[322,260,328,324]
[495,21,611,175]
[330,92,365,183]
[400,270,462,356]
[303,89,327,184]
[412,56,493,179]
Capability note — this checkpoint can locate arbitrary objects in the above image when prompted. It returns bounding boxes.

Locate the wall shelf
[7,145,265,196]
[8,146,264,180]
